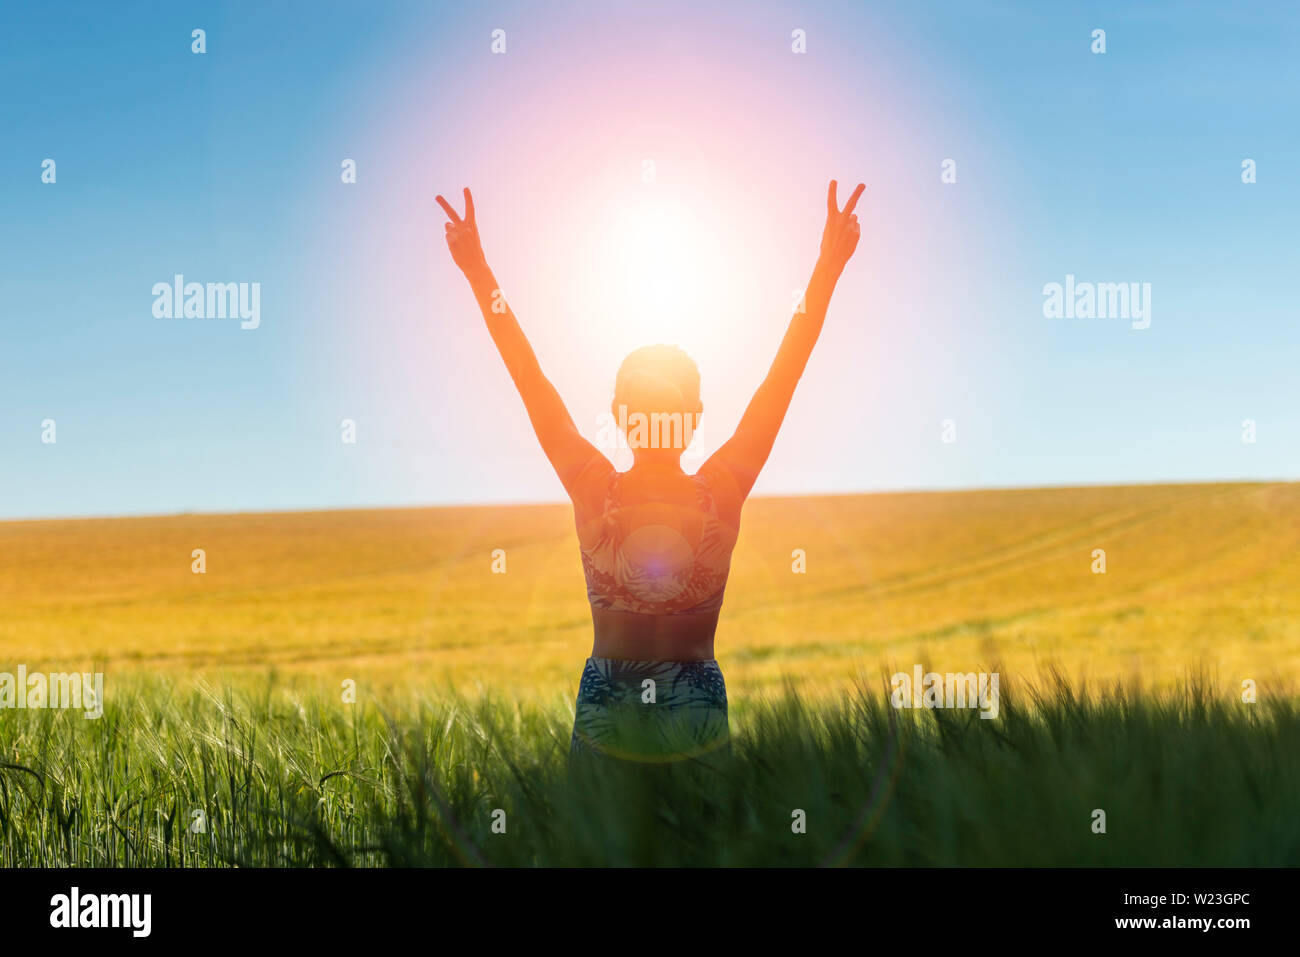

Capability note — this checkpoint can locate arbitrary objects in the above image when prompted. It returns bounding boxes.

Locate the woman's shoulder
[569,453,618,518]
[691,458,746,523]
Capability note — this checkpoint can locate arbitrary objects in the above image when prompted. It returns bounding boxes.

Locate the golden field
[2,481,1298,707]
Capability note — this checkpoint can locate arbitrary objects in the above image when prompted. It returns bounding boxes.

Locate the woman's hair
[613,344,702,418]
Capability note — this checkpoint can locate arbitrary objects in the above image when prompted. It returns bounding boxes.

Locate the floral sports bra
[575,461,741,616]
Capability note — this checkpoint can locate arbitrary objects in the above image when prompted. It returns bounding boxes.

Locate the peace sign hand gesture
[437,187,488,276]
[819,179,865,273]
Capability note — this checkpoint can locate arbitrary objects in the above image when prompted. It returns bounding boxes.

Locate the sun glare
[591,194,733,347]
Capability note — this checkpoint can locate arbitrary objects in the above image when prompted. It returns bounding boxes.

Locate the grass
[2,673,1297,867]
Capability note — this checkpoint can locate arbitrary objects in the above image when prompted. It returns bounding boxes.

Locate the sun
[591,193,732,347]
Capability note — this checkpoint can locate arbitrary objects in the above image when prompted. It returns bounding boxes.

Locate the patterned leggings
[570,657,730,763]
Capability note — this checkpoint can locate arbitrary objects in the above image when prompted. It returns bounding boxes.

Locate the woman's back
[575,460,742,618]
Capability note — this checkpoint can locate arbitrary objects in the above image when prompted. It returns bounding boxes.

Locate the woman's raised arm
[437,188,606,498]
[704,180,864,499]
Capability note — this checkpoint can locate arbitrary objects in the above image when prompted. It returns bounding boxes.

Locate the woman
[436,180,864,762]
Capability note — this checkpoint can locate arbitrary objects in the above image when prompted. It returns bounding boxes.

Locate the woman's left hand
[437,187,488,276]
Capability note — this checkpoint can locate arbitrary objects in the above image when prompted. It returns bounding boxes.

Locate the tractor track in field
[742,482,1285,613]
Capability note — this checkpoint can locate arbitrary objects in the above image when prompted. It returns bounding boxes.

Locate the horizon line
[3,476,1294,526]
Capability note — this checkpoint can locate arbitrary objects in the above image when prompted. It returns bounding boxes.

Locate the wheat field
[4,481,1300,867]
[3,481,1297,706]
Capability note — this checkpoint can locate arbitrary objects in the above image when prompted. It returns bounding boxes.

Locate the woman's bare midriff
[590,606,719,661]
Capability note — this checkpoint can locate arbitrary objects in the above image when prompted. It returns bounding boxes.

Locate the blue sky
[2,1,1297,519]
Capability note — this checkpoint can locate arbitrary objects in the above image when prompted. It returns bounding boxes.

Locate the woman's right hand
[437,187,488,276]
[819,179,864,274]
